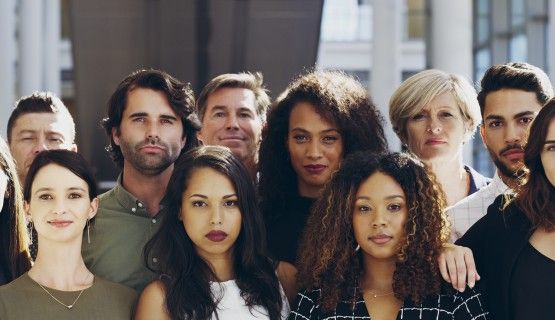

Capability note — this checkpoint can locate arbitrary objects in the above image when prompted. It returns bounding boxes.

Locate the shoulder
[135,280,169,320]
[465,165,491,191]
[94,276,137,295]
[406,288,489,319]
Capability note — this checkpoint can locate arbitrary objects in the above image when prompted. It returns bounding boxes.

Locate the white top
[210,280,290,320]
[447,172,511,241]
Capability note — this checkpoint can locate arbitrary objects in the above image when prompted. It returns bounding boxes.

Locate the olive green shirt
[82,176,165,292]
[0,273,137,320]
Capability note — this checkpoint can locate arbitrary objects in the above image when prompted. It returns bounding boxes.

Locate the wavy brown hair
[297,152,449,311]
[516,99,555,230]
[0,136,31,282]
[259,70,387,221]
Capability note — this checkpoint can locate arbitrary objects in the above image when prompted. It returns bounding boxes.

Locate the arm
[277,261,298,304]
[134,280,171,320]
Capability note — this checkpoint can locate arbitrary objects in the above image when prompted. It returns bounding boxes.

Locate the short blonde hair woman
[389,69,489,207]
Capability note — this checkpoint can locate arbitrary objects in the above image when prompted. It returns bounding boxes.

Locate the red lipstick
[205,230,228,242]
[304,164,326,175]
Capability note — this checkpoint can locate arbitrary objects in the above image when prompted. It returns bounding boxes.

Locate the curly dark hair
[145,146,283,320]
[102,69,202,168]
[296,152,449,311]
[258,70,387,220]
[516,99,555,230]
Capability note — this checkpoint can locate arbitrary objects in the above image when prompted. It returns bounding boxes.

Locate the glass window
[320,0,371,42]
[405,0,425,40]
[509,33,528,61]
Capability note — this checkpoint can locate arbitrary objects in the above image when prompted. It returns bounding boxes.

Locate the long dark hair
[297,152,448,310]
[258,70,387,221]
[0,137,31,282]
[145,146,283,320]
[516,100,555,230]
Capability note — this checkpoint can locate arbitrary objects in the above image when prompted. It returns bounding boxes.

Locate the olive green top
[0,273,137,320]
[82,176,166,292]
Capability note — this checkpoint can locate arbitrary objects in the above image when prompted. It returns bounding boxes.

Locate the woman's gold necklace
[36,282,87,309]
[366,290,394,298]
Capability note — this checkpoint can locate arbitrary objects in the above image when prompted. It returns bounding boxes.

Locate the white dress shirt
[447,172,511,241]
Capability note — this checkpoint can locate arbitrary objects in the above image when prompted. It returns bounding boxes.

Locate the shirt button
[152,219,156,224]
[131,207,136,213]
[138,203,143,208]
[152,257,158,263]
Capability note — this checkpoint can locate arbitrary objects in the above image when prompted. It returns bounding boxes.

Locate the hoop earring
[86,219,91,244]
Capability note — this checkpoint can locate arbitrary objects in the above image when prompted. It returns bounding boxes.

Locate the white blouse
[209,280,290,319]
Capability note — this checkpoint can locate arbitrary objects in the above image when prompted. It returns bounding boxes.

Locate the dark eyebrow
[223,194,237,199]
[356,195,404,201]
[485,111,536,122]
[513,111,536,119]
[545,140,555,144]
[189,194,207,199]
[34,187,87,195]
[129,112,148,118]
[290,128,339,134]
[160,114,178,121]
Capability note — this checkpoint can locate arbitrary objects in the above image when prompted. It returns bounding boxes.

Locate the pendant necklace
[36,282,87,309]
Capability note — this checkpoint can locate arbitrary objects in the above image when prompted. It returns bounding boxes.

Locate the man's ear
[480,125,486,146]
[111,127,121,146]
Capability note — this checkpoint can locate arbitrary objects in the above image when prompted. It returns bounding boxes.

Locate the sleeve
[453,288,490,320]
[287,289,320,320]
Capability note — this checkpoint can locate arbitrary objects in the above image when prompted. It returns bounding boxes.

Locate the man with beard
[82,69,201,291]
[447,62,553,240]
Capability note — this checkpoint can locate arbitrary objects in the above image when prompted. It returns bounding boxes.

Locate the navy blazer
[456,195,532,320]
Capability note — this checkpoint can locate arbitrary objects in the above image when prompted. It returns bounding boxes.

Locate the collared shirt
[82,176,165,292]
[447,171,510,241]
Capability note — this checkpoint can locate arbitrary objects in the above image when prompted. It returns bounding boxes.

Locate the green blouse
[0,273,137,320]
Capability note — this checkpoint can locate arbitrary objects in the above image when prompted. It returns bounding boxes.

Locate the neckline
[26,273,95,293]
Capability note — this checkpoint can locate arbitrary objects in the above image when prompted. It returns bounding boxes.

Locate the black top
[456,196,535,320]
[510,243,555,320]
[266,195,315,265]
[288,287,489,320]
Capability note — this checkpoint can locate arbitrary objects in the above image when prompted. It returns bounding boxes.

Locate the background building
[1,0,554,182]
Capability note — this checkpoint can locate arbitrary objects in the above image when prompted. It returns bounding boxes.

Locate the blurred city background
[1,0,553,186]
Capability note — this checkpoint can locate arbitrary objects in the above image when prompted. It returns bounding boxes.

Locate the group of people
[0,61,552,320]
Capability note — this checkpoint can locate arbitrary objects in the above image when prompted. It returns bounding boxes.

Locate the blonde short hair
[389,69,481,144]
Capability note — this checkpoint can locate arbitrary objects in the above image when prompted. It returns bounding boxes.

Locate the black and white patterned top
[288,287,489,320]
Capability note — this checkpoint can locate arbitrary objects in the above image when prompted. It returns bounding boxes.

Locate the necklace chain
[36,282,86,309]
[365,289,394,298]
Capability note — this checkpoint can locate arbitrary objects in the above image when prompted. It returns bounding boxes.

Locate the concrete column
[19,0,44,96]
[428,0,474,165]
[0,0,16,135]
[44,0,61,95]
[371,0,403,151]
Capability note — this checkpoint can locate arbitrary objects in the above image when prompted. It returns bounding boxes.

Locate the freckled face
[287,102,343,198]
[541,118,555,187]
[405,93,468,162]
[352,172,408,262]
[181,167,242,260]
